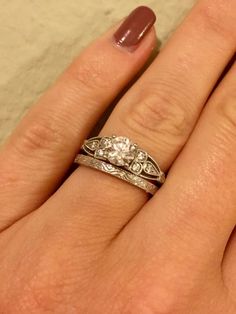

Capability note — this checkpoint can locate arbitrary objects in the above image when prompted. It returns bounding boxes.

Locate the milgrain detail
[74,154,158,195]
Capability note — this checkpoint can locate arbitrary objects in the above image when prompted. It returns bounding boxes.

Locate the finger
[130,60,236,270]
[49,0,236,240]
[103,0,236,169]
[0,7,157,230]
[222,228,236,299]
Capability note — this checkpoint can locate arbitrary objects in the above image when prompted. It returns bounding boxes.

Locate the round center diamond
[107,136,136,166]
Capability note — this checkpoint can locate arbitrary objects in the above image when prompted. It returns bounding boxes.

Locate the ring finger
[44,0,236,240]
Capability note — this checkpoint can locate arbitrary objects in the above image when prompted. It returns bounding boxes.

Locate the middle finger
[46,0,236,239]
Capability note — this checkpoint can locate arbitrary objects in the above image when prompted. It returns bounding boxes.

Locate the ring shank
[74,154,158,195]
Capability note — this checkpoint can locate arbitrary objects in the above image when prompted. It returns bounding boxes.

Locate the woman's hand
[0,2,236,313]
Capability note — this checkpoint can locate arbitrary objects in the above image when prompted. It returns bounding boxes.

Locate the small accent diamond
[136,150,147,162]
[144,162,158,175]
[86,140,99,150]
[100,138,112,148]
[130,144,137,151]
[131,162,142,174]
[95,149,104,157]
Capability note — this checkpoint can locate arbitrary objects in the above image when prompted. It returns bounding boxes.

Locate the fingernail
[114,6,156,50]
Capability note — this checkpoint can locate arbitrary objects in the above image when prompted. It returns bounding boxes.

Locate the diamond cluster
[83,136,163,180]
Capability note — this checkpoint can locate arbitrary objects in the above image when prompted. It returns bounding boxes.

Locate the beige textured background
[0,0,196,144]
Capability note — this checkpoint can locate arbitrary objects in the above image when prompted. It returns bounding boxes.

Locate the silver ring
[74,154,158,195]
[81,135,165,185]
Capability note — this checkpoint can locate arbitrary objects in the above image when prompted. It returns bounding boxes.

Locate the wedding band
[74,154,158,195]
[81,135,165,186]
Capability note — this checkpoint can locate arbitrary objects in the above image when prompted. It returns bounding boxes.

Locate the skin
[0,0,236,312]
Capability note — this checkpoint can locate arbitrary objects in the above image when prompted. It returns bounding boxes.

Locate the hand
[0,2,236,313]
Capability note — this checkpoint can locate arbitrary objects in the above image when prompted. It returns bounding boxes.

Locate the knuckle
[6,287,66,314]
[13,118,63,158]
[69,55,111,91]
[2,255,78,313]
[123,285,185,314]
[124,84,192,141]
[197,0,236,42]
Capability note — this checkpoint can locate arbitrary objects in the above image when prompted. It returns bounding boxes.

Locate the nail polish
[114,6,156,50]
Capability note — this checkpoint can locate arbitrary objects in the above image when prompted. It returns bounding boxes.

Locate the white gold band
[74,154,158,195]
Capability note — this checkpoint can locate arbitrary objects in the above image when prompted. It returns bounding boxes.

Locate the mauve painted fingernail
[114,6,156,50]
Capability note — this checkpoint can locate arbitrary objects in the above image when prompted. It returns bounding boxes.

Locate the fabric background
[0,0,196,144]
